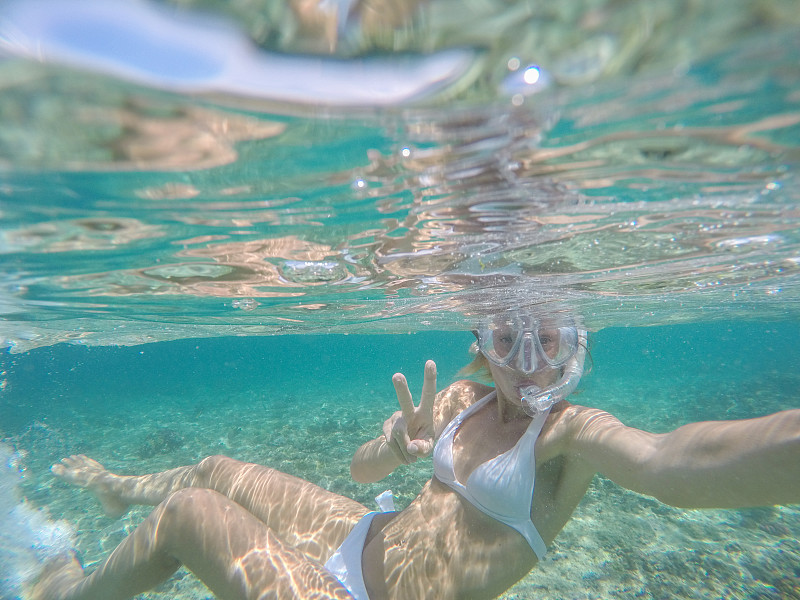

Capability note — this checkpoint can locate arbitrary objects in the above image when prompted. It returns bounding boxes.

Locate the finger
[382,411,406,438]
[395,422,414,463]
[419,360,437,417]
[389,430,414,464]
[382,415,395,442]
[392,372,415,422]
[386,436,410,464]
[408,438,433,458]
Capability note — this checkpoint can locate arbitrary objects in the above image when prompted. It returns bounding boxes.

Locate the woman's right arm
[350,435,405,483]
[351,360,438,483]
[350,361,488,483]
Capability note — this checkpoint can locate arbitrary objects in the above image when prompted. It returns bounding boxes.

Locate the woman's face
[487,347,561,407]
[477,318,578,410]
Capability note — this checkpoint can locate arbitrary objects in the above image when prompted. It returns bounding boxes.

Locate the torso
[446,390,532,482]
[362,381,597,600]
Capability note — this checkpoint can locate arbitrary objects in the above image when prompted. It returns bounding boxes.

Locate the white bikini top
[432,391,550,560]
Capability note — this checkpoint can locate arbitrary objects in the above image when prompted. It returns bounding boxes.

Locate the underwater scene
[1,0,799,598]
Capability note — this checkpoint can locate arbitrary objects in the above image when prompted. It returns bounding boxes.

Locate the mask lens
[537,326,579,366]
[477,318,521,366]
[491,325,517,360]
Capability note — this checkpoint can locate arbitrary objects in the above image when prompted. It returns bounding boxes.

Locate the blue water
[1,0,800,598]
[2,324,799,598]
[3,323,799,434]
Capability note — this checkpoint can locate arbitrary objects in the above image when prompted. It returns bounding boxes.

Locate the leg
[51,455,201,517]
[31,488,354,600]
[53,455,369,562]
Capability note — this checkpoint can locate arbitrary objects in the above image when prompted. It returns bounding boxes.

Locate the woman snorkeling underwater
[31,311,800,600]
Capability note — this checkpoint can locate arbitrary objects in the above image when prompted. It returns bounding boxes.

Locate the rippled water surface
[1,0,799,351]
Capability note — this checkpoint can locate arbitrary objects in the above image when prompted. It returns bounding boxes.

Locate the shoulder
[557,403,628,444]
[537,402,626,464]
[432,379,493,435]
[439,379,493,412]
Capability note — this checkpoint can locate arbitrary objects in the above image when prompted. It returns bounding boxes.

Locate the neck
[496,390,531,423]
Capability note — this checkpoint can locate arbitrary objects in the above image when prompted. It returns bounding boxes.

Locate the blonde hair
[458,341,494,383]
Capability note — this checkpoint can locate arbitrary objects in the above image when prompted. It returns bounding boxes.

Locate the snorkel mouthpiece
[520,330,587,416]
[520,385,554,416]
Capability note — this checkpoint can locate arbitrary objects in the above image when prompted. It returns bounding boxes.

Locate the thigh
[195,455,370,562]
[164,488,355,600]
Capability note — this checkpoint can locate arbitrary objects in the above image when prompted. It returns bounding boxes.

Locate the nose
[518,334,538,374]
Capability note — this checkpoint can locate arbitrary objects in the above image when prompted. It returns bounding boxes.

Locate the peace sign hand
[382,360,437,465]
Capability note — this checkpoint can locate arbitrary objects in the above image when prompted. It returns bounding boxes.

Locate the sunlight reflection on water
[0,1,799,351]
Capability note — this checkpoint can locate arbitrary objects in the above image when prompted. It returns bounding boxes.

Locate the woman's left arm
[567,407,800,509]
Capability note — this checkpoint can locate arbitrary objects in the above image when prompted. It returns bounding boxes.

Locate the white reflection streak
[0,0,477,106]
[715,235,781,249]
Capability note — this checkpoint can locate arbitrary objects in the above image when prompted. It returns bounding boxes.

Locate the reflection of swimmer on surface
[31,311,800,600]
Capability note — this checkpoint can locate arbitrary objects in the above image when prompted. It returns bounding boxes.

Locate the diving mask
[475,313,579,374]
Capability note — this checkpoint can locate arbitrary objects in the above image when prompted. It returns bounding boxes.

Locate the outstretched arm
[568,407,800,509]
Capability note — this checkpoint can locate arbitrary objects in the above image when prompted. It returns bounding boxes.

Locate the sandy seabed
[6,370,800,600]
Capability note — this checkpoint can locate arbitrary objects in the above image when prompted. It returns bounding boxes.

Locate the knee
[154,488,232,557]
[160,487,224,528]
[195,454,235,482]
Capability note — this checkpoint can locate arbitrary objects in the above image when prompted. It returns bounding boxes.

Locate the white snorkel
[519,329,587,416]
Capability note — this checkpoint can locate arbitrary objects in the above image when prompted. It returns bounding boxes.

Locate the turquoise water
[1,0,800,598]
[2,325,799,599]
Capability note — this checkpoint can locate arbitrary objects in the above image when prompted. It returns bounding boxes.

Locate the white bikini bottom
[324,491,395,600]
[324,511,378,600]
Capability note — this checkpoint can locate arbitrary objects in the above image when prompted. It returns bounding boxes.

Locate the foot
[26,552,84,600]
[51,455,130,518]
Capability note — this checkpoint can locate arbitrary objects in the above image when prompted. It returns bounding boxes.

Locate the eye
[538,330,558,354]
[492,330,516,357]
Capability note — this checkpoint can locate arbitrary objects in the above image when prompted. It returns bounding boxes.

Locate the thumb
[407,438,434,458]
